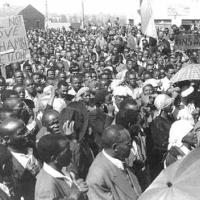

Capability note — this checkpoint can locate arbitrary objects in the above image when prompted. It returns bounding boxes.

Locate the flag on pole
[140,0,157,39]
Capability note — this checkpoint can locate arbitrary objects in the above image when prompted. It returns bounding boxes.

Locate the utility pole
[45,0,48,23]
[82,0,85,28]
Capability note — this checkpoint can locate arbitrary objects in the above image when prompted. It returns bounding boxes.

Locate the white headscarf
[154,94,174,115]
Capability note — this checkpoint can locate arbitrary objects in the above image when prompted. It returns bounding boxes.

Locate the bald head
[0,118,25,137]
[102,124,130,149]
[3,98,23,118]
[42,110,59,126]
[3,97,22,109]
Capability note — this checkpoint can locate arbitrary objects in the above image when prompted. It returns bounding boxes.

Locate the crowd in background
[0,19,200,200]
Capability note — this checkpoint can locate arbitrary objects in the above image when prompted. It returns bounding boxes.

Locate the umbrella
[138,147,200,200]
[171,63,200,83]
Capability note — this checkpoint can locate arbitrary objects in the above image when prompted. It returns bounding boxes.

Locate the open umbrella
[138,147,200,200]
[171,63,200,83]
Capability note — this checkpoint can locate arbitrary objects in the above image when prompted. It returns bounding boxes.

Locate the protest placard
[0,15,30,65]
[174,34,200,50]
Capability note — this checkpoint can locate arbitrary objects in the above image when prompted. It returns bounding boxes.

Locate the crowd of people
[0,20,200,200]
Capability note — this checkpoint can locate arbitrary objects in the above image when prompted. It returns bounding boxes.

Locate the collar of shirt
[43,162,73,186]
[102,149,124,170]
[11,151,31,168]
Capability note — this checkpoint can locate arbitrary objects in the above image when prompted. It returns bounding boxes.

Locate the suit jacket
[5,154,36,200]
[86,152,142,200]
[35,169,83,200]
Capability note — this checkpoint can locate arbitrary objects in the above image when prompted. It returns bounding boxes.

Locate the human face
[84,73,92,81]
[166,68,175,79]
[127,73,137,88]
[137,52,143,61]
[37,65,44,75]
[82,91,91,104]
[33,54,39,62]
[146,65,154,73]
[91,72,97,81]
[33,74,41,84]
[46,114,60,134]
[47,70,55,78]
[72,78,82,92]
[25,79,35,95]
[61,50,67,58]
[24,66,32,74]
[143,85,153,95]
[10,123,30,148]
[115,130,132,161]
[84,62,91,71]
[58,73,66,81]
[153,70,160,79]
[14,72,24,84]
[127,61,133,71]
[59,85,68,98]
[160,69,165,79]
[14,86,25,99]
[158,31,164,40]
[0,79,6,92]
[113,47,118,55]
[158,57,164,66]
[40,56,47,65]
[143,50,149,58]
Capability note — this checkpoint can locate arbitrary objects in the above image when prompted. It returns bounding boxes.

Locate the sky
[1,0,200,20]
[1,0,140,16]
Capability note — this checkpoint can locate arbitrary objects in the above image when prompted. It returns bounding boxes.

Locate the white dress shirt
[102,149,124,170]
[43,162,73,187]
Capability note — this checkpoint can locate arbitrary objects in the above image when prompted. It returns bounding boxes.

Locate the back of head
[3,97,22,111]
[37,134,68,163]
[0,108,16,123]
[0,118,25,137]
[1,90,19,103]
[101,124,129,149]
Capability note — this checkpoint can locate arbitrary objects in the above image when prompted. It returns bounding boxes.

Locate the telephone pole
[82,0,85,28]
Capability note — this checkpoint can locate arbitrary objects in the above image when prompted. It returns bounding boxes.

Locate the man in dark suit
[86,124,141,200]
[0,118,40,200]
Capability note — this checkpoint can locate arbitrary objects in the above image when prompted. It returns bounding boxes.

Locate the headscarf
[154,94,173,115]
[74,87,90,101]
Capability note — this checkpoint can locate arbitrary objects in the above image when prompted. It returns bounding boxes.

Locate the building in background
[18,5,45,30]
[152,0,200,29]
[0,4,45,30]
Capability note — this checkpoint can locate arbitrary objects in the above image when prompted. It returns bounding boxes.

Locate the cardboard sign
[174,34,200,50]
[0,15,30,65]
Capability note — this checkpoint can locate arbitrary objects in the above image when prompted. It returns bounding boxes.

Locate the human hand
[63,120,75,136]
[75,179,88,193]
[26,158,40,176]
[182,132,198,146]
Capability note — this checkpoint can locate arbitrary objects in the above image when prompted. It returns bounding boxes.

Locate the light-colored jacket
[86,152,142,200]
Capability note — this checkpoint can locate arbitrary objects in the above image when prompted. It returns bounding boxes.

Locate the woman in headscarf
[149,94,174,181]
[165,109,195,167]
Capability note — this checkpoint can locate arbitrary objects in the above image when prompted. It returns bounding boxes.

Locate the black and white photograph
[0,0,200,199]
